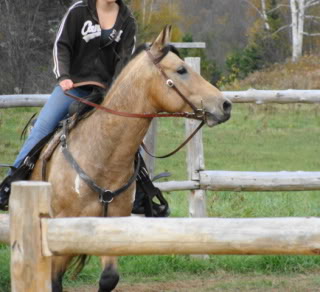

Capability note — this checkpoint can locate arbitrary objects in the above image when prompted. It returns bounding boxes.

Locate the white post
[185,57,209,260]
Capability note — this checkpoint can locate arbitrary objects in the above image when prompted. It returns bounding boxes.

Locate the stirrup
[152,171,171,182]
[0,164,17,172]
[133,175,170,217]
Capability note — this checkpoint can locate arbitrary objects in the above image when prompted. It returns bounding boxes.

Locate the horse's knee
[98,264,120,292]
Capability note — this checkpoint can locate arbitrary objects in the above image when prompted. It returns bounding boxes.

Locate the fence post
[185,57,209,260]
[10,181,52,292]
[185,57,208,219]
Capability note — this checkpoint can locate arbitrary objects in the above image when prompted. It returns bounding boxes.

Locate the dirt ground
[65,272,320,292]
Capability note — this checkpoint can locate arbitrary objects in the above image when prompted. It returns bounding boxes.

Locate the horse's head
[146,25,232,127]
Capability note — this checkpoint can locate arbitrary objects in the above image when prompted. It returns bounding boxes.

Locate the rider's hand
[59,79,74,91]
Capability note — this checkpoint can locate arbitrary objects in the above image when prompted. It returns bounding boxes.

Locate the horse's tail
[68,255,91,279]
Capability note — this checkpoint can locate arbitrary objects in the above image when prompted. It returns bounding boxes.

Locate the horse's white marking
[74,175,81,196]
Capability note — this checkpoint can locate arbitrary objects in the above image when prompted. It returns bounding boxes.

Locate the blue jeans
[12,85,91,170]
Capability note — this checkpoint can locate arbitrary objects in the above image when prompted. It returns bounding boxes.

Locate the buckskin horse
[29,26,231,292]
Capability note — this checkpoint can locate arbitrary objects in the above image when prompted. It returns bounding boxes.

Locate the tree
[180,0,252,67]
[180,34,222,85]
[244,0,320,62]
[244,0,290,64]
[290,0,320,61]
[245,0,272,30]
[0,0,65,93]
[129,0,184,42]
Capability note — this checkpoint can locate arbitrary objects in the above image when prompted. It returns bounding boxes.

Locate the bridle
[65,48,211,158]
[55,47,213,216]
[145,49,206,120]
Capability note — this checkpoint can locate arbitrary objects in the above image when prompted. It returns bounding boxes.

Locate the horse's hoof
[98,264,120,292]
[52,273,63,292]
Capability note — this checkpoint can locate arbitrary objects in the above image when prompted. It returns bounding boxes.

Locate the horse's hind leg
[98,256,120,292]
[51,255,74,292]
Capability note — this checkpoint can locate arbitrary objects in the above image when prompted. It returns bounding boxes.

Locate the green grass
[1,103,320,290]
[0,244,10,292]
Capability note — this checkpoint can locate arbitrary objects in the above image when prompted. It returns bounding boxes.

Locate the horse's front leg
[97,188,135,292]
[98,256,120,292]
[52,255,74,292]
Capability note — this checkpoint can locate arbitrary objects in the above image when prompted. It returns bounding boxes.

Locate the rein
[141,120,204,159]
[64,49,207,158]
[64,90,203,120]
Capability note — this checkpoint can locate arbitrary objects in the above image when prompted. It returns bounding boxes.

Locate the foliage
[220,0,290,86]
[0,244,10,292]
[222,55,320,90]
[0,0,63,94]
[254,0,290,63]
[128,0,184,42]
[222,45,263,85]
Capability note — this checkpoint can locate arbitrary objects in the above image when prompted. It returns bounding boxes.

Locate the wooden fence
[2,181,320,291]
[1,44,320,290]
[1,82,320,220]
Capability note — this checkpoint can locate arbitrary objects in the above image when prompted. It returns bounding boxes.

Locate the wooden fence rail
[1,89,320,108]
[224,89,320,104]
[1,182,320,290]
[153,171,320,192]
[0,213,317,255]
[41,215,320,256]
[2,182,320,256]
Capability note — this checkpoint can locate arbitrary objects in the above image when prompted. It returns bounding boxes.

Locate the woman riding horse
[0,0,165,216]
[6,24,231,291]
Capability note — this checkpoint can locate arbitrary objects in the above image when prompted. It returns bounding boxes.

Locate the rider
[0,0,169,217]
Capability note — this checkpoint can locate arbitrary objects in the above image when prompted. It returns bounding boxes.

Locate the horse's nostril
[223,100,232,113]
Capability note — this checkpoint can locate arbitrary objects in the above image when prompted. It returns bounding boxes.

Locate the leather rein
[64,48,207,158]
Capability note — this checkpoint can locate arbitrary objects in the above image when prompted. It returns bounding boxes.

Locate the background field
[1,62,320,291]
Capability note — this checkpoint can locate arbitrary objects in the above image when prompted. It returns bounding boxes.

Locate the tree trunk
[261,0,271,30]
[290,0,305,62]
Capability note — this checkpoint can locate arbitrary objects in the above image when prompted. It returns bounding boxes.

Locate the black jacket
[53,0,136,87]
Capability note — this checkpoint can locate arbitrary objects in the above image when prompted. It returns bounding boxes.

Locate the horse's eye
[177,66,187,75]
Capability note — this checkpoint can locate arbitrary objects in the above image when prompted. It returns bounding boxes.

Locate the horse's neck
[77,81,153,169]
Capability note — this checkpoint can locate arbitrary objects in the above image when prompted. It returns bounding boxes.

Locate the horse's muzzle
[205,100,232,127]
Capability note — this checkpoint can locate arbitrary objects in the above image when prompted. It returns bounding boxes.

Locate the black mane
[131,43,181,62]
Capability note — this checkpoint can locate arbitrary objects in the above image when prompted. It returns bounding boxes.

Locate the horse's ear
[150,25,172,54]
